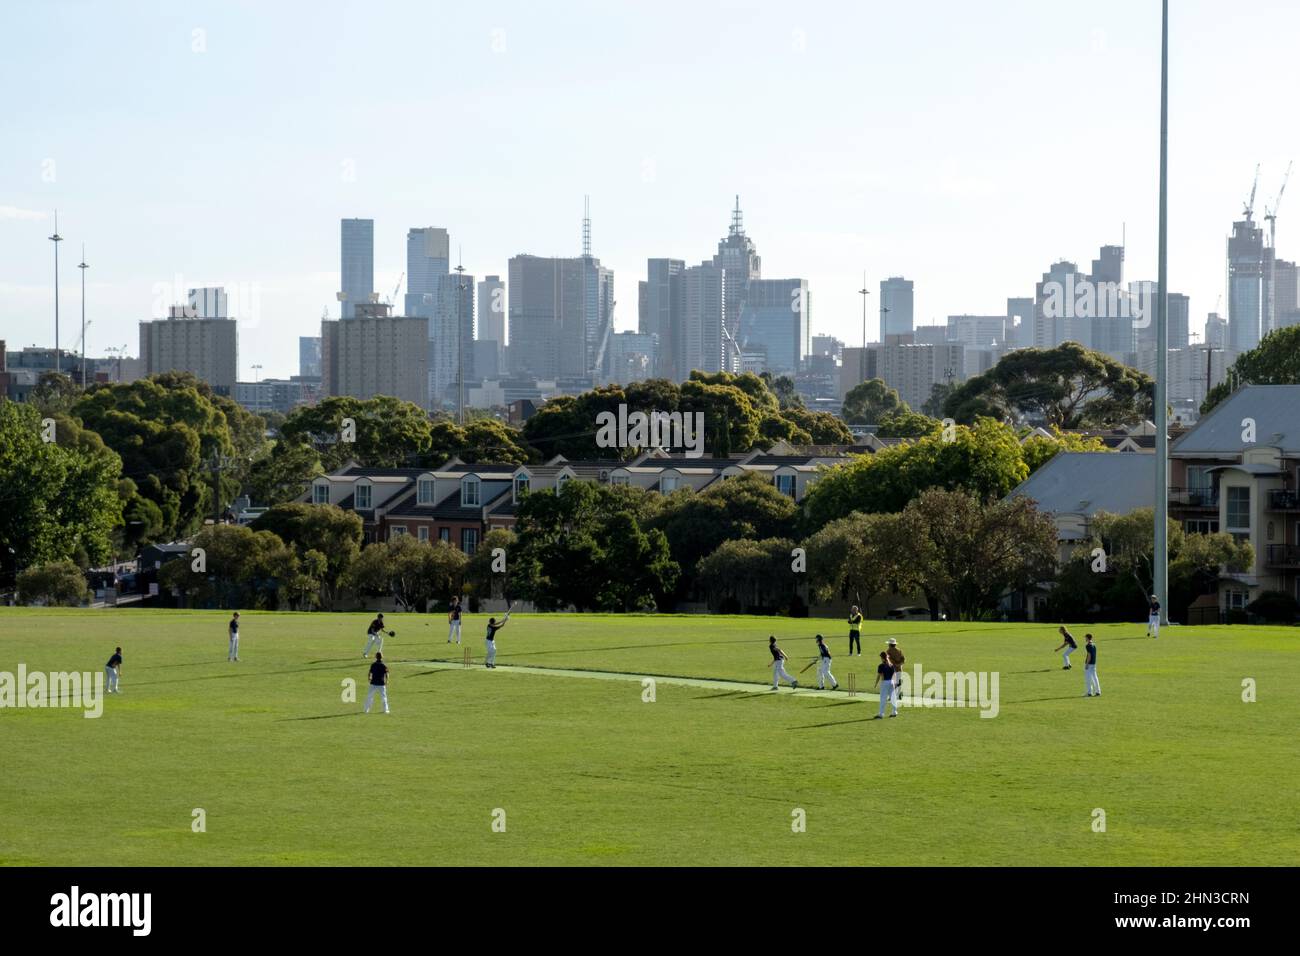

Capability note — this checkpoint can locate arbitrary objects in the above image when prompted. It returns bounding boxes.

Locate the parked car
[886,606,931,621]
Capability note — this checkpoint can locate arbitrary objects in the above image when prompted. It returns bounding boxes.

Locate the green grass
[1,608,1296,866]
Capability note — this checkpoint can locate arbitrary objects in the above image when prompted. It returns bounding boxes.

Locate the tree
[465,528,518,602]
[779,406,854,445]
[343,536,468,612]
[875,408,939,439]
[896,488,1058,621]
[689,370,779,414]
[756,412,812,448]
[424,417,531,465]
[921,381,956,418]
[801,512,917,611]
[678,379,762,456]
[761,373,804,409]
[801,418,1029,531]
[842,378,906,425]
[1245,590,1300,624]
[279,395,434,470]
[158,523,311,609]
[1020,426,1110,474]
[245,441,324,506]
[697,537,798,613]
[251,502,363,606]
[17,561,90,606]
[0,401,124,584]
[944,342,1153,428]
[1202,325,1300,414]
[31,371,82,417]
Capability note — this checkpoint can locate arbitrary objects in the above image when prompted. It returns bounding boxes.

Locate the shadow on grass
[277,712,363,721]
[790,716,883,729]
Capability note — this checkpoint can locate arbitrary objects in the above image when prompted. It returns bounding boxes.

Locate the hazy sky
[2,0,1297,380]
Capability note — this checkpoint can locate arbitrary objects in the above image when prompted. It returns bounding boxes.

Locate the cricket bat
[799,658,818,674]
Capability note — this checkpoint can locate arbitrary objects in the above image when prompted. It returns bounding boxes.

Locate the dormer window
[514,474,530,502]
[354,483,372,510]
[775,474,796,498]
[312,482,330,505]
[610,472,630,487]
[417,476,436,506]
[556,473,571,493]
[660,474,679,493]
[461,475,481,507]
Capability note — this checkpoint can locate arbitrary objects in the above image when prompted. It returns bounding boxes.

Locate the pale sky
[2,0,1297,380]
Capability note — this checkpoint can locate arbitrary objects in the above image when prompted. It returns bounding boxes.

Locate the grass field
[1,608,1296,866]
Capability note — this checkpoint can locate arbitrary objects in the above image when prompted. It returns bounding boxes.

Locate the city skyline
[2,1,1298,379]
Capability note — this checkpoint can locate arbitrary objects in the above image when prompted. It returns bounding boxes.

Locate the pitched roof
[1171,385,1300,456]
[1008,451,1153,516]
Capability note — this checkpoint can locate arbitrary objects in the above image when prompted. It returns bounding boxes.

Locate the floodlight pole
[1153,0,1170,626]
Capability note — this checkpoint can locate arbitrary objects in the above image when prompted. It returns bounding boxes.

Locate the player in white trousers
[105,647,122,694]
[769,636,798,690]
[362,613,392,657]
[484,610,510,668]
[873,652,900,718]
[364,652,390,714]
[228,612,240,661]
[1083,634,1101,697]
[447,596,463,644]
[1054,625,1077,669]
[814,635,838,690]
[1146,597,1161,638]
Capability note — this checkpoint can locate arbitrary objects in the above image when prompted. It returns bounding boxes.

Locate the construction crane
[1264,160,1292,250]
[387,272,405,307]
[72,319,92,353]
[1243,163,1261,220]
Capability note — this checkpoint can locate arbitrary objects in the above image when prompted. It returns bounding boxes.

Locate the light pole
[857,271,870,384]
[1153,0,1170,626]
[78,245,88,388]
[49,212,63,373]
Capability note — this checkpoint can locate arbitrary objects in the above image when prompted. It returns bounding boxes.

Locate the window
[610,473,630,487]
[514,475,530,501]
[390,525,407,537]
[312,483,329,505]
[461,528,479,555]
[775,474,797,498]
[1185,519,1219,535]
[439,527,450,543]
[660,474,679,493]
[1226,486,1251,533]
[557,474,571,493]
[355,483,372,510]
[418,527,430,542]
[1227,589,1249,610]
[1187,465,1212,492]
[417,477,436,505]
[461,476,481,507]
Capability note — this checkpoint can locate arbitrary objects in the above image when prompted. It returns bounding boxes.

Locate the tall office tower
[476,275,505,345]
[187,286,229,318]
[1228,216,1265,352]
[1034,261,1083,349]
[877,342,964,412]
[1085,245,1131,359]
[404,227,451,317]
[1168,292,1190,349]
[429,270,475,411]
[913,325,951,346]
[946,315,1006,349]
[644,258,685,379]
[810,335,843,361]
[340,218,374,318]
[839,345,879,400]
[681,263,726,376]
[638,281,648,333]
[507,254,612,381]
[1272,259,1298,329]
[1006,297,1034,348]
[298,336,322,378]
[140,305,238,395]
[711,197,761,371]
[1091,244,1124,284]
[321,306,429,408]
[740,278,809,374]
[879,277,915,339]
[1204,313,1228,349]
[607,331,658,385]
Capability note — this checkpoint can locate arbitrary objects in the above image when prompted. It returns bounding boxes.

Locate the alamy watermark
[1,666,104,718]
[894,665,1000,718]
[595,405,705,459]
[1042,276,1156,328]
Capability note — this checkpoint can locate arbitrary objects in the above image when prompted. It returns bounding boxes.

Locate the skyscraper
[340,218,374,319]
[711,197,760,371]
[404,227,450,317]
[298,336,322,378]
[681,263,726,376]
[740,278,809,375]
[880,277,914,339]
[1228,216,1265,352]
[477,275,506,348]
[643,258,685,379]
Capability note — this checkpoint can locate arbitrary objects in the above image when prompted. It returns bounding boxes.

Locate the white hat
[887,638,898,645]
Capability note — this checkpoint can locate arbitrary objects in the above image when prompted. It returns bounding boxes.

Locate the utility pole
[49,212,63,373]
[1153,0,1170,627]
[857,272,870,385]
[78,245,89,388]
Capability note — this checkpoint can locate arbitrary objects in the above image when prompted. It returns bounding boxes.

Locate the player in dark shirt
[228,612,240,662]
[364,652,390,714]
[1083,634,1101,697]
[1054,626,1077,669]
[814,634,838,691]
[873,651,898,718]
[105,647,122,694]
[362,613,393,658]
[448,596,463,645]
[768,636,798,691]
[1147,596,1162,639]
[484,608,511,669]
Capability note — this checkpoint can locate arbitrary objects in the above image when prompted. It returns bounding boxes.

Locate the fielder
[362,613,393,658]
[873,651,898,718]
[1147,597,1161,638]
[886,637,905,701]
[1083,634,1101,697]
[228,611,240,662]
[1054,625,1077,669]
[814,634,838,690]
[847,606,863,656]
[447,596,463,644]
[769,636,798,691]
[484,609,510,669]
[105,647,122,694]
[364,652,390,714]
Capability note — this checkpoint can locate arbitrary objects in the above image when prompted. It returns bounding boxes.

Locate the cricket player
[447,596,463,644]
[362,613,393,658]
[886,637,905,700]
[1054,626,1077,669]
[1147,596,1161,638]
[484,609,510,669]
[228,611,240,662]
[847,606,863,656]
[105,647,122,694]
[873,651,898,718]
[769,636,798,691]
[1083,634,1101,697]
[364,652,390,714]
[814,634,838,690]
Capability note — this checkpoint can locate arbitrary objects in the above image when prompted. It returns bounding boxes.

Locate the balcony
[1267,490,1300,512]
[1265,544,1300,569]
[1169,486,1218,509]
